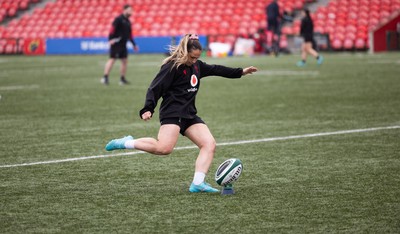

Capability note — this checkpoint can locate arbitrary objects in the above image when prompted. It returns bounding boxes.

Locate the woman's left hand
[242,66,258,76]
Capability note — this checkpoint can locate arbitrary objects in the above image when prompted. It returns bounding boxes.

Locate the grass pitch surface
[0,53,399,233]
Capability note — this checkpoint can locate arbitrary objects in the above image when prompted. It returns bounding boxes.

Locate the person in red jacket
[105,34,257,193]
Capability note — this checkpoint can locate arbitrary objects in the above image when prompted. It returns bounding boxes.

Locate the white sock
[192,172,206,185]
[124,140,136,149]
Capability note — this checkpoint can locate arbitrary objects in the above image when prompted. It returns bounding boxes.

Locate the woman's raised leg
[105,124,180,156]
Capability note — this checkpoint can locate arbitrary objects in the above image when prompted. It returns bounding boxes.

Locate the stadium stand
[283,0,400,50]
[0,0,306,37]
[0,0,41,23]
[0,0,399,53]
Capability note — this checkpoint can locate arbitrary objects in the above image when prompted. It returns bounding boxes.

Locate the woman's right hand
[141,111,152,121]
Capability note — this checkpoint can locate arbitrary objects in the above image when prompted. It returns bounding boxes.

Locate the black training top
[266,1,280,20]
[139,60,243,120]
[109,14,136,47]
[300,16,314,37]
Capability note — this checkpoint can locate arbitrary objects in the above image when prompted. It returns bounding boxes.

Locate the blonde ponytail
[163,34,202,69]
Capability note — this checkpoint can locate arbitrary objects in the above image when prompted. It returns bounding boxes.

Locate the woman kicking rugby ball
[105,34,257,193]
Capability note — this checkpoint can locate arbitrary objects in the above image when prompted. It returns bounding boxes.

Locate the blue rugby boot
[317,55,324,65]
[189,182,219,193]
[105,135,133,151]
[297,60,306,67]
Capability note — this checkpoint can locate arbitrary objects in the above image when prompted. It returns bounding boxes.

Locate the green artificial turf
[0,53,399,233]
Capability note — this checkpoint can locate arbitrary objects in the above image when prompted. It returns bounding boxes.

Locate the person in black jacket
[297,9,323,67]
[266,0,280,55]
[105,34,257,193]
[101,4,139,85]
[266,0,280,34]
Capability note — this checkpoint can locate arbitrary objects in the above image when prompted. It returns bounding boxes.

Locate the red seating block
[1,0,398,52]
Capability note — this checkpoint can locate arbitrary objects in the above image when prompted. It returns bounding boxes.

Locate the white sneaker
[101,77,109,85]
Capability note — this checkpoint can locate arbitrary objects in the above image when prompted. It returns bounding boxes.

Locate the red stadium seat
[355,38,366,49]
[331,39,343,50]
[343,38,354,49]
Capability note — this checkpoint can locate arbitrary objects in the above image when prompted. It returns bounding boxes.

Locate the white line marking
[0,85,39,91]
[134,61,161,66]
[254,70,320,76]
[1,125,399,168]
[366,59,400,64]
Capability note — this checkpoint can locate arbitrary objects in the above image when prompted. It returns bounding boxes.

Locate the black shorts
[160,116,205,136]
[110,45,128,59]
[303,34,314,43]
[267,18,279,34]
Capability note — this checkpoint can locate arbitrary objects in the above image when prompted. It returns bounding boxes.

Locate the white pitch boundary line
[1,125,399,169]
[253,70,320,76]
[0,84,39,91]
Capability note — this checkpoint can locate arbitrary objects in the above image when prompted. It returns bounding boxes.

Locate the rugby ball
[215,158,243,186]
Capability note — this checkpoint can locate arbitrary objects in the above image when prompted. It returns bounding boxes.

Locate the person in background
[105,34,258,193]
[266,0,280,35]
[266,0,280,55]
[297,8,323,67]
[101,4,139,85]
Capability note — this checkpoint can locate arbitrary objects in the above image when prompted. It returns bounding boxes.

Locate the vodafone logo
[190,75,198,87]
